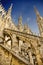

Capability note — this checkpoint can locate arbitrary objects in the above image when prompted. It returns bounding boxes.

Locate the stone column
[35,48,43,65]
[19,40,23,52]
[29,50,34,65]
[12,34,18,48]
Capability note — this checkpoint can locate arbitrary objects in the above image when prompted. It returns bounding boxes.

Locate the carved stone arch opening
[3,31,12,49]
[32,53,38,65]
[0,37,4,44]
[16,36,19,46]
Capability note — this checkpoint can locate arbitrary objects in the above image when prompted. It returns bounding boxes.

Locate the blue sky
[0,0,43,35]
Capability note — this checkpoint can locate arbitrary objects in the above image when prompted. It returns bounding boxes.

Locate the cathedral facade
[0,4,43,65]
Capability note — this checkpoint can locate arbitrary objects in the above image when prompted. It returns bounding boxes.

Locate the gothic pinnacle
[34,6,40,17]
[7,3,13,16]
